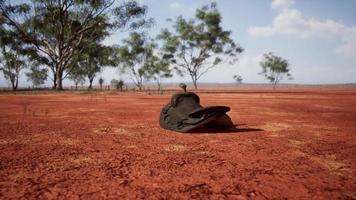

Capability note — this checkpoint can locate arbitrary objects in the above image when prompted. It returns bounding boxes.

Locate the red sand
[0,87,356,199]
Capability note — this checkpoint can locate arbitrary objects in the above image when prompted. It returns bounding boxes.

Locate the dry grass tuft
[69,156,93,164]
[0,139,17,145]
[164,144,187,152]
[261,122,293,132]
[60,138,78,146]
[290,140,350,176]
[93,127,128,135]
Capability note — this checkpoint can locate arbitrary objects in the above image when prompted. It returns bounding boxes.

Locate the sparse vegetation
[117,32,152,91]
[0,2,292,91]
[68,67,86,90]
[144,57,172,92]
[26,65,48,88]
[0,50,26,91]
[0,0,152,90]
[98,77,104,90]
[158,3,243,90]
[233,74,243,85]
[259,52,292,88]
[111,79,124,91]
[117,32,171,91]
[0,24,27,91]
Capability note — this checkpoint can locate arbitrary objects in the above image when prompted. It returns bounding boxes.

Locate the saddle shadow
[187,125,264,134]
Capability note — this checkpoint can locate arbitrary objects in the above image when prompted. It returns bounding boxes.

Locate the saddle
[159,92,234,132]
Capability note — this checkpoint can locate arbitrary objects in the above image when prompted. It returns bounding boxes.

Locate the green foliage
[98,77,104,89]
[158,2,243,89]
[143,56,172,91]
[0,50,25,90]
[0,25,27,91]
[0,0,152,90]
[117,32,164,91]
[26,65,48,87]
[259,52,292,88]
[233,74,243,84]
[68,65,86,89]
[69,39,117,89]
[111,78,124,91]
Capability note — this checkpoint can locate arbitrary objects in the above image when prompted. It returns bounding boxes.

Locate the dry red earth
[0,87,356,199]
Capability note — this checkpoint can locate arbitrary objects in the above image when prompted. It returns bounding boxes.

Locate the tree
[259,52,292,88]
[68,43,116,90]
[144,58,172,92]
[0,26,26,91]
[111,78,124,91]
[68,66,85,90]
[233,74,243,85]
[0,49,26,91]
[0,0,153,90]
[84,45,116,89]
[117,32,157,91]
[26,64,48,88]
[158,2,243,90]
[117,80,124,91]
[68,28,117,89]
[98,77,104,90]
[111,78,118,87]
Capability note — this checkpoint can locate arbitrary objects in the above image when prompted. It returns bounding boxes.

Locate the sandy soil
[0,87,356,199]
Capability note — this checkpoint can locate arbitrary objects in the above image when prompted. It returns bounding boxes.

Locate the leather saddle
[159,92,234,132]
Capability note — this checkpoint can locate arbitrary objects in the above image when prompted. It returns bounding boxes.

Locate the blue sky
[1,0,356,87]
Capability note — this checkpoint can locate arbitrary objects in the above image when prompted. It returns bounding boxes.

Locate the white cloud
[169,2,182,9]
[248,0,356,58]
[271,0,294,10]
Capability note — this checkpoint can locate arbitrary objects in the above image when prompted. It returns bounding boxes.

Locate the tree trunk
[156,79,163,94]
[189,73,198,91]
[14,73,18,91]
[10,78,17,91]
[56,68,64,90]
[50,66,57,89]
[157,83,161,92]
[52,74,57,89]
[136,80,142,91]
[138,76,143,91]
[273,80,277,89]
[193,79,198,91]
[88,77,94,89]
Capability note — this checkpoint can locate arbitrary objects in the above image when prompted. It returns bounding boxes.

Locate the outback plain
[0,85,355,199]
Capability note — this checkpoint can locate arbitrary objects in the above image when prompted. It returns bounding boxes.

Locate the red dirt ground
[0,87,356,199]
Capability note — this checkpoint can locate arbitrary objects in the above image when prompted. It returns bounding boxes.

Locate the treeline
[1,1,291,91]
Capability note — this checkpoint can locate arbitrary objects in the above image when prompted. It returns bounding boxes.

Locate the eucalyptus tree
[69,40,116,89]
[117,32,157,91]
[111,79,124,91]
[0,0,153,90]
[144,57,172,92]
[233,74,243,85]
[68,65,86,90]
[98,77,104,89]
[0,25,27,91]
[259,52,292,88]
[83,45,115,89]
[158,2,243,90]
[26,64,48,88]
[0,47,26,91]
